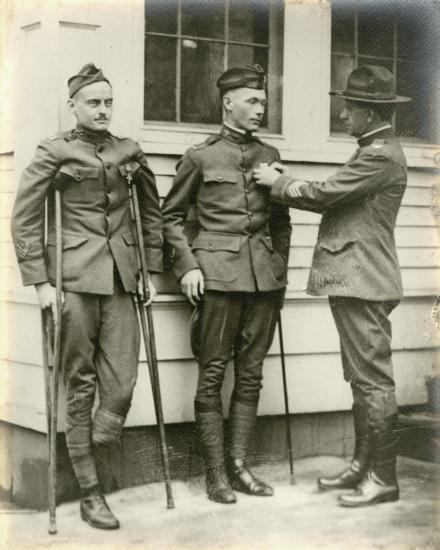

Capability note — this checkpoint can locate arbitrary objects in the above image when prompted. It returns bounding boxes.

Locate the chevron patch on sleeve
[15,241,31,257]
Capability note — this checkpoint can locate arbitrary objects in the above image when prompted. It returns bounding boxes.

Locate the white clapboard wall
[1,152,439,432]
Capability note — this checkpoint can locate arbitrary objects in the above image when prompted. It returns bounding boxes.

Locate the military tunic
[11,127,162,489]
[271,127,406,421]
[162,125,291,411]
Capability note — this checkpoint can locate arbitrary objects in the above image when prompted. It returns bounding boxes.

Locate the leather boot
[196,410,236,504]
[338,414,399,507]
[318,404,370,491]
[226,401,274,497]
[80,486,120,529]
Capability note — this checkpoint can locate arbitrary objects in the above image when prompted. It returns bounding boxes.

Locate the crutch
[124,164,174,509]
[277,313,295,484]
[41,188,63,533]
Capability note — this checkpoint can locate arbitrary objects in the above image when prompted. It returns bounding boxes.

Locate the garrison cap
[68,63,110,98]
[330,65,411,103]
[217,64,267,94]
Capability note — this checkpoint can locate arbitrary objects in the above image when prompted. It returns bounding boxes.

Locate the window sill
[320,135,440,169]
[138,124,439,169]
[138,123,290,156]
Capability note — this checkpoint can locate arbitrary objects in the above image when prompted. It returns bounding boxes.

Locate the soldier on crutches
[40,187,63,534]
[122,162,174,509]
[11,63,166,531]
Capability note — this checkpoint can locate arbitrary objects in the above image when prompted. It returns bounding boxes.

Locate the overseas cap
[330,65,411,103]
[217,64,267,94]
[67,63,110,98]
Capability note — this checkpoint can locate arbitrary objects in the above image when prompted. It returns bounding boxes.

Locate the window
[144,0,284,133]
[330,0,440,144]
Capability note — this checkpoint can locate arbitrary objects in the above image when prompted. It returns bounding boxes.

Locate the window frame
[129,1,438,168]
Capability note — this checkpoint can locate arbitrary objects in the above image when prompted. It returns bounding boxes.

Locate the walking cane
[41,189,63,534]
[277,313,295,484]
[124,164,175,509]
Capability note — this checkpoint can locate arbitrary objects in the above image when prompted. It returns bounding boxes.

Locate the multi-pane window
[144,0,284,133]
[331,1,439,143]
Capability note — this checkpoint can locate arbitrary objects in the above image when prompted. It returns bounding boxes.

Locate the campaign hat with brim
[330,65,411,103]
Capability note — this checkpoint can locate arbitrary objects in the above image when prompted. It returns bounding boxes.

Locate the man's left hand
[254,162,288,187]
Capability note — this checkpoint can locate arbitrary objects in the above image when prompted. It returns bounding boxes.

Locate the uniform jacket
[271,127,406,300]
[162,125,291,292]
[11,127,162,295]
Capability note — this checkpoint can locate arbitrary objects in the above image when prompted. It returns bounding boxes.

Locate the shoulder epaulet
[107,131,127,142]
[191,134,222,151]
[47,130,71,142]
[253,136,277,151]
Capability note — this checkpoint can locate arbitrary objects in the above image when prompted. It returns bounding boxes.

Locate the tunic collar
[220,123,253,145]
[71,125,110,144]
[357,124,394,147]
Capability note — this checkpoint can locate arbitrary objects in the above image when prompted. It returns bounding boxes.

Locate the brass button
[97,145,104,153]
[105,162,112,169]
[217,176,223,181]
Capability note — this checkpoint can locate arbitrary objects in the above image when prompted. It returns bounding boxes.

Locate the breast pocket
[55,165,101,202]
[192,232,241,283]
[198,170,241,205]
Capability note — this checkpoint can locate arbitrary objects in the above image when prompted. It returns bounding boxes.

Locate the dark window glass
[228,44,268,71]
[181,40,224,124]
[145,0,178,34]
[144,36,176,122]
[144,0,283,132]
[181,0,225,39]
[330,0,440,143]
[229,0,269,44]
[357,4,394,58]
[331,9,354,54]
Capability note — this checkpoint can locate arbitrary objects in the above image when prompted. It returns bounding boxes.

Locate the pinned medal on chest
[254,161,285,188]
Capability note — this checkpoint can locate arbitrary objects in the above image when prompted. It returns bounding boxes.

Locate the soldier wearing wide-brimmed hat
[162,65,291,504]
[255,65,411,507]
[11,63,163,528]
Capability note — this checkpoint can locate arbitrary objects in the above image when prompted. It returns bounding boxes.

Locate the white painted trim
[132,1,439,168]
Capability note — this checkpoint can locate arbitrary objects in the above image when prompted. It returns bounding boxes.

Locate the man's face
[223,88,267,132]
[339,99,371,137]
[68,81,113,132]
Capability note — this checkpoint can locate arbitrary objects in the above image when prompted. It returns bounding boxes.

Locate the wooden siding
[1,152,439,432]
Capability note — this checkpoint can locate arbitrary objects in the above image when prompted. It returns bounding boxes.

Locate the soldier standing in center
[162,65,291,504]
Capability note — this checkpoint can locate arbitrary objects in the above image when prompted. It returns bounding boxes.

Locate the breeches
[195,290,282,412]
[61,278,140,438]
[329,296,399,423]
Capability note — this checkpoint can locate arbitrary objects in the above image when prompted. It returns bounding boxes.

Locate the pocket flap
[192,232,240,252]
[119,161,141,177]
[58,165,99,181]
[318,238,357,254]
[47,233,89,249]
[122,232,136,246]
[63,234,89,250]
[261,236,274,252]
[203,170,238,184]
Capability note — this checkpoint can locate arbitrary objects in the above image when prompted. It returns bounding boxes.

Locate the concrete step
[398,410,440,463]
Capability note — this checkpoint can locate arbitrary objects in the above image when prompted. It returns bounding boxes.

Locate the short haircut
[368,103,397,122]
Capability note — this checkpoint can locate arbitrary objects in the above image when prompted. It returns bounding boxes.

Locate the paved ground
[1,456,439,550]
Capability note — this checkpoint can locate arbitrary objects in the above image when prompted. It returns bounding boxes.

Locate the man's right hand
[180,268,204,306]
[35,282,64,324]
